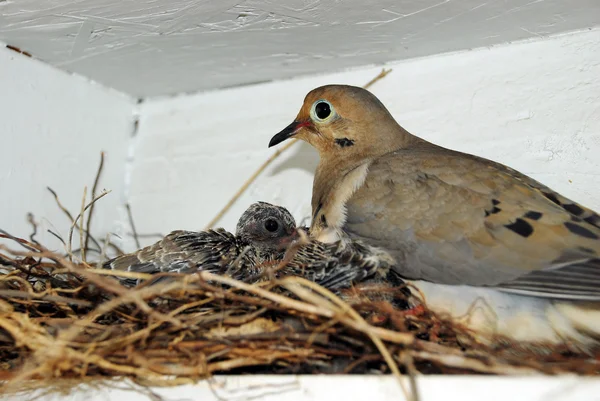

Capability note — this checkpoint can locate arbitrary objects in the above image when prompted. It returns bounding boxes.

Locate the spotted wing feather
[346,145,600,299]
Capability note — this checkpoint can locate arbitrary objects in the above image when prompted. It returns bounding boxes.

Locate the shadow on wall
[270,141,320,176]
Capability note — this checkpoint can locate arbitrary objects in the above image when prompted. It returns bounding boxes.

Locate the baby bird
[269,84,600,350]
[104,201,394,292]
[104,202,298,286]
[280,234,396,291]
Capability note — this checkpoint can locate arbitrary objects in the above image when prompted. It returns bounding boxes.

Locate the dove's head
[269,85,410,159]
[236,202,298,252]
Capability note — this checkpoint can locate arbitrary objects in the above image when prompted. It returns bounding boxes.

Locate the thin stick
[126,203,141,249]
[204,139,298,229]
[47,187,102,253]
[0,231,38,252]
[363,68,392,90]
[47,187,75,222]
[26,213,40,246]
[0,290,92,307]
[67,190,110,260]
[46,229,66,246]
[84,152,105,255]
[401,351,421,401]
[199,271,330,318]
[409,350,539,375]
[79,186,88,263]
[204,68,393,229]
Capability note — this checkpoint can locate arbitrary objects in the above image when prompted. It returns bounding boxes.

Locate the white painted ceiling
[1,0,599,98]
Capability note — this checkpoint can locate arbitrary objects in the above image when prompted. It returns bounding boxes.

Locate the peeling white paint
[0,0,598,96]
[125,29,600,250]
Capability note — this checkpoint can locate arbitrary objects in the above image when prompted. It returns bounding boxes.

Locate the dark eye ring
[315,101,331,120]
[264,219,279,232]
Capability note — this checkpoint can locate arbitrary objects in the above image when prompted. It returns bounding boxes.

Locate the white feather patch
[410,280,598,348]
[317,162,371,243]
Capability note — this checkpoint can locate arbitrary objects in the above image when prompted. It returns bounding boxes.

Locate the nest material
[0,144,599,397]
[0,231,599,398]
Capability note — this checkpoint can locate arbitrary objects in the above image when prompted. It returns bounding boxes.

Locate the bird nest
[1,227,599,397]
[1,148,599,398]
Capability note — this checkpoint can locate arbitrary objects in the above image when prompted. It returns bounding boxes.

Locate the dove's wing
[103,229,241,285]
[345,145,600,300]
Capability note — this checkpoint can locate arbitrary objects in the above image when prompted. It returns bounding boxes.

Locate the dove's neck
[309,123,426,242]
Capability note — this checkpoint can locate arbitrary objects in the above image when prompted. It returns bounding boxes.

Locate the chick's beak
[274,228,300,250]
[268,120,311,148]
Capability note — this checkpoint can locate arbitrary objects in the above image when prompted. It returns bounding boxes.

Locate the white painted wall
[0,46,135,252]
[129,28,600,249]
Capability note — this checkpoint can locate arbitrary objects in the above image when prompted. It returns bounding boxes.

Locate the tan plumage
[269,84,600,349]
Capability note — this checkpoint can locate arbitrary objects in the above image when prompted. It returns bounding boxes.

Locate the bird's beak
[274,228,301,251]
[277,228,300,250]
[269,120,311,147]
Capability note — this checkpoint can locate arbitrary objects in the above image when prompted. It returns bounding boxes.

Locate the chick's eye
[264,219,279,232]
[314,101,331,120]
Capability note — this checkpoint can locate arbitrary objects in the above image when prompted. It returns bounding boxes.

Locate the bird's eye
[264,219,279,232]
[311,100,335,122]
[315,101,331,119]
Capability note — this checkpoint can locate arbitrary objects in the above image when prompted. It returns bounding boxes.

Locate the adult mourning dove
[103,202,298,286]
[269,84,600,349]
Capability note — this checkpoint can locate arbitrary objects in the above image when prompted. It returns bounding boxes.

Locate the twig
[87,267,154,281]
[409,350,539,375]
[47,187,75,222]
[126,203,141,249]
[67,190,110,261]
[79,187,88,263]
[0,231,38,252]
[204,68,394,229]
[204,139,298,230]
[46,229,66,246]
[84,152,105,256]
[401,351,421,401]
[363,68,392,90]
[26,213,40,246]
[0,290,92,307]
[199,272,330,318]
[46,187,102,253]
